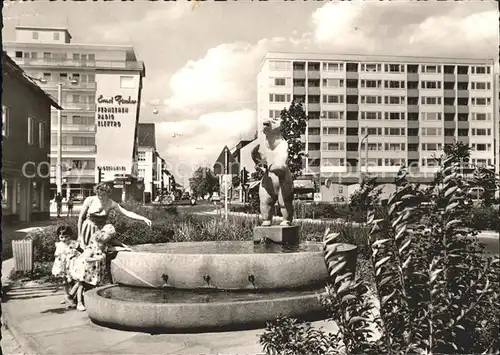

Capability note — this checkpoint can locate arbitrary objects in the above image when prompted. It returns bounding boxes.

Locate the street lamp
[359,133,370,184]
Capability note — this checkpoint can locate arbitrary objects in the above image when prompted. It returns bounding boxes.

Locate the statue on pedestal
[251,117,294,227]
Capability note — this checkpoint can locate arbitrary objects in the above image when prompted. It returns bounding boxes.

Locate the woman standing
[78,183,152,248]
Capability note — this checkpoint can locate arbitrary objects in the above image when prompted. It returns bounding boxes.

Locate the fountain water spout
[248,274,257,290]
[202,274,215,288]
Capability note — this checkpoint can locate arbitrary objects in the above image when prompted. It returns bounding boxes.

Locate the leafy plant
[260,147,500,355]
[279,100,308,179]
[188,167,219,199]
[349,176,383,222]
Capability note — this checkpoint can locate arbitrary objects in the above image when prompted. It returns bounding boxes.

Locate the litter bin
[12,239,33,272]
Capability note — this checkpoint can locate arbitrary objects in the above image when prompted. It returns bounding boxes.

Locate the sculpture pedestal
[253,225,300,245]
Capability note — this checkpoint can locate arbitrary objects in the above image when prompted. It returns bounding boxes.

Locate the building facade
[253,52,497,201]
[137,123,158,201]
[3,26,145,201]
[2,52,62,223]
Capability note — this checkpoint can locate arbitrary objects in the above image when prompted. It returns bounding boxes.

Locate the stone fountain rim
[126,241,358,256]
[90,284,328,306]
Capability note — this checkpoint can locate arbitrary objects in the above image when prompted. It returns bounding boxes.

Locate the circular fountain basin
[110,241,357,290]
[85,284,328,331]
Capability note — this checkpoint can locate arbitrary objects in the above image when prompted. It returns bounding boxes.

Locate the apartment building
[3,26,145,200]
[137,123,160,201]
[255,52,497,201]
[2,52,62,223]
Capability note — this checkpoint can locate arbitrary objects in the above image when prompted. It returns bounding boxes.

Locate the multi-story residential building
[137,123,158,202]
[3,26,145,201]
[2,52,62,223]
[251,52,497,201]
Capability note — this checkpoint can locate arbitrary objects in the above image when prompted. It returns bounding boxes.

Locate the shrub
[9,262,58,284]
[260,153,500,355]
[465,205,500,232]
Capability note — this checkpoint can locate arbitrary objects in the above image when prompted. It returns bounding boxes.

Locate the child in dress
[51,225,80,307]
[69,224,127,311]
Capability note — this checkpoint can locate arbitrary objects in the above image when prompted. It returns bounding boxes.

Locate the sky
[3,0,499,185]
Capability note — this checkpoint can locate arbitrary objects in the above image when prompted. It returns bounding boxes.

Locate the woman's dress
[80,197,110,247]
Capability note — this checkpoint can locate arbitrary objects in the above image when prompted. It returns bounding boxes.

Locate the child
[51,225,80,307]
[69,224,129,311]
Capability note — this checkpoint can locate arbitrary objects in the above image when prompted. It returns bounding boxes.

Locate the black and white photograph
[1,0,499,354]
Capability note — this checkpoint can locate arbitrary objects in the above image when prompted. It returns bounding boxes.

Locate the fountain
[84,119,357,332]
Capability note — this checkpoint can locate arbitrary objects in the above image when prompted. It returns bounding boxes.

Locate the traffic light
[241,168,249,186]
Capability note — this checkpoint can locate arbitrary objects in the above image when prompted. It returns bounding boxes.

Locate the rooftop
[2,52,62,110]
[15,25,72,39]
[260,51,495,71]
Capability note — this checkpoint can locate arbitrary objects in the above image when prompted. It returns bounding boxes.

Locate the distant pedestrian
[55,193,63,218]
[67,194,74,217]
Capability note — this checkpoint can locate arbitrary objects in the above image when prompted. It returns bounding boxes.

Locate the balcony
[12,57,144,71]
[51,124,96,132]
[38,80,97,90]
[51,145,97,153]
[62,102,96,111]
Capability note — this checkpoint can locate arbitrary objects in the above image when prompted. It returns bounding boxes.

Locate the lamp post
[56,83,63,194]
[359,133,370,184]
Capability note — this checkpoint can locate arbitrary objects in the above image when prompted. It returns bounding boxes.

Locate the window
[323,95,344,104]
[384,112,405,120]
[2,105,9,137]
[361,80,382,88]
[322,127,344,135]
[385,143,405,151]
[72,115,95,125]
[384,158,405,166]
[471,82,491,90]
[322,158,345,166]
[269,61,291,71]
[138,169,146,178]
[38,122,45,148]
[471,128,491,136]
[421,97,442,105]
[421,158,439,167]
[72,95,80,103]
[15,51,23,58]
[88,54,95,61]
[384,64,405,73]
[421,112,442,121]
[323,111,344,120]
[72,137,95,145]
[323,142,344,151]
[73,53,80,61]
[43,52,51,59]
[120,76,135,89]
[384,96,405,105]
[360,63,381,72]
[32,31,39,40]
[471,97,491,106]
[361,127,382,136]
[471,66,490,74]
[269,94,291,103]
[309,127,320,135]
[362,143,383,151]
[30,52,38,59]
[53,32,60,40]
[385,128,405,136]
[421,81,441,89]
[422,143,442,151]
[421,127,442,136]
[472,113,491,121]
[361,111,382,120]
[138,152,146,162]
[472,144,491,151]
[269,110,281,119]
[60,73,68,80]
[384,80,405,89]
[273,78,286,86]
[360,95,382,104]
[322,79,344,88]
[421,65,441,73]
[322,62,344,71]
[28,116,35,145]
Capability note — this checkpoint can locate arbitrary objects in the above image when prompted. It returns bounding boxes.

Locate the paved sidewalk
[0,257,341,355]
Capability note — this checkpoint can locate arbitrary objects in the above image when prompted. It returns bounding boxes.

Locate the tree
[280,100,308,179]
[188,167,219,199]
